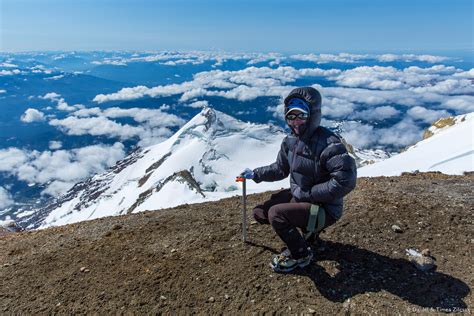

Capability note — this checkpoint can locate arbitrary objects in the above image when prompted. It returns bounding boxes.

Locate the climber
[239,86,357,273]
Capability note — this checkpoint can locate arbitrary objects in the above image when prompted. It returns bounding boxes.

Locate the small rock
[160,295,167,300]
[56,303,61,307]
[421,248,431,256]
[112,224,122,230]
[170,249,176,253]
[406,248,436,271]
[79,267,86,272]
[391,224,403,233]
[224,294,230,300]
[208,297,215,303]
[250,299,255,303]
[411,255,436,271]
[308,308,316,314]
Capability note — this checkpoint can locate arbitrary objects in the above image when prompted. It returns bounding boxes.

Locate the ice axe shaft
[235,176,247,243]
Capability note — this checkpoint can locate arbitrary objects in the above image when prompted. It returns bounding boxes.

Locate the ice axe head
[235,176,245,182]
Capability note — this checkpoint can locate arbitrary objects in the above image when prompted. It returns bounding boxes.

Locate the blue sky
[1,0,472,53]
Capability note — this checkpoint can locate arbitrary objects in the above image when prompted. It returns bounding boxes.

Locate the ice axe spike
[235,176,247,243]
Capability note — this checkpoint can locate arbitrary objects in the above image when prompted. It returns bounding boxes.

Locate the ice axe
[235,175,248,243]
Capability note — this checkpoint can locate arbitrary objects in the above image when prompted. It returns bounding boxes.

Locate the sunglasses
[285,112,309,121]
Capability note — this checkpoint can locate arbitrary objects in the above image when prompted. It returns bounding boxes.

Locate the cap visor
[285,108,309,116]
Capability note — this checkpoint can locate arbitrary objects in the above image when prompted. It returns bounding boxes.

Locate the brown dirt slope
[0,172,473,314]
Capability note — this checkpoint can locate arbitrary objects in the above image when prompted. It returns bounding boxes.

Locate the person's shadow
[287,239,470,311]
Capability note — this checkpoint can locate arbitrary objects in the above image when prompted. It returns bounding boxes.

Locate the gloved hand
[292,186,312,202]
[240,168,254,179]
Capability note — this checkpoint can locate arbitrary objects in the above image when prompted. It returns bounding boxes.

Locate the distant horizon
[1,49,473,60]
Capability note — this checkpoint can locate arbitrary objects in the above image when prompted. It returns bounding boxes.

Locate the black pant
[252,188,337,259]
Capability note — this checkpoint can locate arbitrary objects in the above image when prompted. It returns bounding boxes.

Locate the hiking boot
[270,248,313,273]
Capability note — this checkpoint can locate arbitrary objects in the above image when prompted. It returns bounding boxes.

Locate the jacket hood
[284,86,322,140]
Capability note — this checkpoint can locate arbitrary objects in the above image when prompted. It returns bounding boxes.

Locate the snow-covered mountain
[22,105,461,230]
[358,113,474,177]
[21,107,292,229]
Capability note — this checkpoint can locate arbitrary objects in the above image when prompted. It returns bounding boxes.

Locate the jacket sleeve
[252,138,290,183]
[309,141,357,202]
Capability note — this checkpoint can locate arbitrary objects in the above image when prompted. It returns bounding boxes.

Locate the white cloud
[93,66,341,103]
[187,100,209,108]
[90,51,285,68]
[376,118,423,148]
[21,108,45,123]
[340,121,377,148]
[322,97,357,119]
[92,64,469,122]
[376,54,449,63]
[0,62,18,68]
[442,96,474,112]
[80,61,474,150]
[0,187,13,210]
[406,106,451,123]
[341,118,423,149]
[410,79,474,95]
[101,107,184,127]
[247,53,285,65]
[40,92,82,111]
[91,59,127,66]
[352,105,401,121]
[94,86,152,103]
[49,116,145,140]
[50,105,185,145]
[44,74,65,80]
[330,65,443,90]
[40,92,61,100]
[290,53,449,64]
[0,69,21,76]
[404,65,458,75]
[160,58,205,66]
[0,143,126,197]
[48,141,63,150]
[453,68,474,78]
[72,107,103,117]
[0,148,29,172]
[290,53,370,64]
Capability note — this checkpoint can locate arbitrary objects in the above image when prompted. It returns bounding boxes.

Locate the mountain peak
[20,109,288,229]
[175,106,247,140]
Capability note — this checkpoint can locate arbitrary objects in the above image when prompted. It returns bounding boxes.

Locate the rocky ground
[0,172,473,314]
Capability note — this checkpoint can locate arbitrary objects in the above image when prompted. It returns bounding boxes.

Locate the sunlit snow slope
[358,113,474,177]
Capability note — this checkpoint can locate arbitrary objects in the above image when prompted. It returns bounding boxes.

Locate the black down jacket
[252,87,357,220]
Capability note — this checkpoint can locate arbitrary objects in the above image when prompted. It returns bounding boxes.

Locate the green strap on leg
[305,204,326,239]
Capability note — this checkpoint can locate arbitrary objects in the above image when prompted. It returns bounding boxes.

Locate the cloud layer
[0,143,126,197]
[0,187,13,210]
[91,60,473,150]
